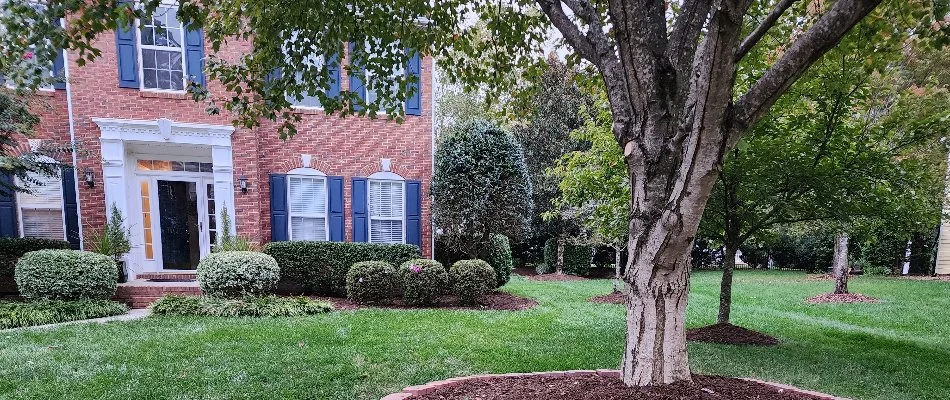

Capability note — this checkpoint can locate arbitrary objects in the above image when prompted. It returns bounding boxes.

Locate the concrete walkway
[2,308,151,333]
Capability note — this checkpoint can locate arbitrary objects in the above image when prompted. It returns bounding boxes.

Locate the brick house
[0,6,434,279]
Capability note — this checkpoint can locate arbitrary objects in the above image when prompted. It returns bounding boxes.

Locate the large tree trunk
[718,243,738,324]
[832,232,850,294]
[613,244,623,293]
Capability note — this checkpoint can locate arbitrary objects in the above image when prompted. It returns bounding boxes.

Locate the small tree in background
[214,205,259,252]
[432,120,532,260]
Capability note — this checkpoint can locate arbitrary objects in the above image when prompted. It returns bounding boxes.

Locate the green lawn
[1,271,948,400]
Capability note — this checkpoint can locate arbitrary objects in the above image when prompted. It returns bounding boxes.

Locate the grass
[0,299,128,329]
[0,271,947,400]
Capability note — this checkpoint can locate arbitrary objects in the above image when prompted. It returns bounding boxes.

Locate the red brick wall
[25,30,433,257]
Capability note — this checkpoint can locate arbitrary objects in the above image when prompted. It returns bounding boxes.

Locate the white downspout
[430,56,437,258]
[62,23,83,250]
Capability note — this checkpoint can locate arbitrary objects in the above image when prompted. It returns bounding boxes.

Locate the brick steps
[136,271,198,281]
[114,278,202,309]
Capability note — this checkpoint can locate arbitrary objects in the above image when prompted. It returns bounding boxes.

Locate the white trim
[368,171,404,181]
[135,5,187,93]
[287,167,326,176]
[92,117,234,147]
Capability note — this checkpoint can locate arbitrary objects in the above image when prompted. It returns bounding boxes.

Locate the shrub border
[380,370,850,400]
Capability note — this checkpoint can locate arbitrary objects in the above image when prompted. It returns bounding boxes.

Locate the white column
[211,145,237,236]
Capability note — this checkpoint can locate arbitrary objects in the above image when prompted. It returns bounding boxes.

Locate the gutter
[62,24,84,250]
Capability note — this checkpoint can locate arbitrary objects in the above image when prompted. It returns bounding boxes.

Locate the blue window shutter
[405,180,422,247]
[51,15,66,90]
[0,172,18,238]
[115,5,139,89]
[327,53,341,99]
[405,48,422,116]
[52,49,66,90]
[269,174,289,242]
[351,177,368,242]
[184,26,205,87]
[61,167,81,249]
[348,43,365,112]
[328,176,344,242]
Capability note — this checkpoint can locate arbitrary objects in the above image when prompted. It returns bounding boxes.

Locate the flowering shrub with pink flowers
[399,259,448,306]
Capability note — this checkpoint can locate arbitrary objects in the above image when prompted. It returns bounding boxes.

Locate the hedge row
[346,259,496,305]
[542,238,592,276]
[262,241,421,296]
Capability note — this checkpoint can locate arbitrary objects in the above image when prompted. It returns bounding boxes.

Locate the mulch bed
[528,273,588,281]
[686,323,780,346]
[805,293,881,304]
[590,292,625,304]
[898,275,950,281]
[406,374,829,400]
[804,274,837,281]
[312,291,538,311]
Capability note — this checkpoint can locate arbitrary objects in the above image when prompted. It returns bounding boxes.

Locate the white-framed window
[283,30,327,110]
[287,169,329,241]
[359,39,405,110]
[368,178,405,244]
[16,171,65,240]
[137,6,186,91]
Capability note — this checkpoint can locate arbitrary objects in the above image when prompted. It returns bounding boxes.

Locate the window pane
[18,173,63,209]
[369,180,403,218]
[288,176,327,215]
[291,216,327,241]
[370,220,403,244]
[21,209,64,240]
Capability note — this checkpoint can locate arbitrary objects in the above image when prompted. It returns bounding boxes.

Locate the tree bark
[556,235,565,274]
[832,232,850,294]
[718,243,738,324]
[613,244,623,293]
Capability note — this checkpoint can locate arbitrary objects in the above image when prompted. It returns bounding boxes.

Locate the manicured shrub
[346,261,399,304]
[0,238,71,292]
[15,250,117,300]
[486,234,514,288]
[263,241,421,295]
[0,299,127,329]
[542,238,592,275]
[450,259,496,305]
[399,259,448,306]
[150,295,333,317]
[197,251,280,298]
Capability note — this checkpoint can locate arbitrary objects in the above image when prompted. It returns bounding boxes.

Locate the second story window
[138,6,185,91]
[287,56,325,109]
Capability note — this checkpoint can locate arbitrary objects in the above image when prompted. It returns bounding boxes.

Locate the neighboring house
[0,6,434,279]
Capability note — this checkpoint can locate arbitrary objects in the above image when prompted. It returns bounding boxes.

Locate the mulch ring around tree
[311,291,538,311]
[402,373,834,400]
[590,291,625,304]
[805,293,881,304]
[686,323,780,346]
[804,273,837,281]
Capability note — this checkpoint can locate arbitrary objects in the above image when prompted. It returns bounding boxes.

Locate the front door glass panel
[157,180,200,269]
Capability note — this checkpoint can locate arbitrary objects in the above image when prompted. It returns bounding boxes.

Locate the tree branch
[735,0,799,62]
[667,0,715,84]
[731,0,883,143]
[537,0,610,68]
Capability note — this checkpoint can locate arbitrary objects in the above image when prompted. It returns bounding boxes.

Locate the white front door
[139,176,217,270]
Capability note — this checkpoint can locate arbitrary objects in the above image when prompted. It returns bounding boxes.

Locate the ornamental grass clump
[399,259,448,306]
[0,299,127,329]
[197,251,280,298]
[450,259,496,305]
[346,261,399,304]
[15,250,118,300]
[150,295,333,317]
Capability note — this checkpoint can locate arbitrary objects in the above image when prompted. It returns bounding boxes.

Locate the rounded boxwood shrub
[450,259,496,305]
[486,234,514,288]
[346,261,399,304]
[197,251,280,298]
[399,259,448,306]
[15,250,117,300]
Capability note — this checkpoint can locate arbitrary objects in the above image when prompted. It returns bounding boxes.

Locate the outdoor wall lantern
[83,168,95,188]
[239,175,248,193]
